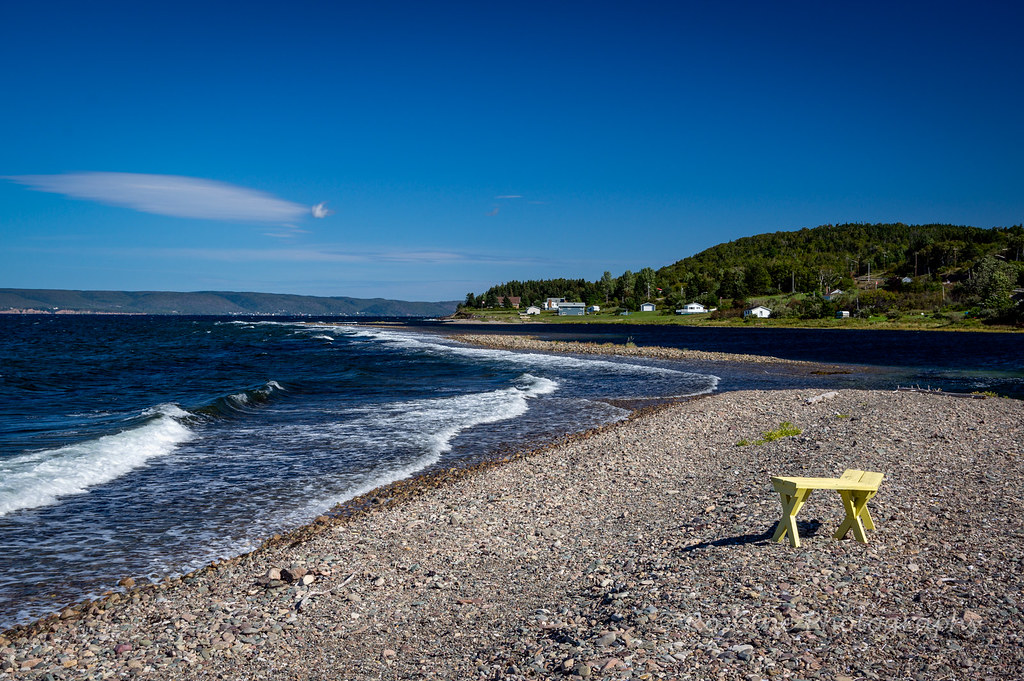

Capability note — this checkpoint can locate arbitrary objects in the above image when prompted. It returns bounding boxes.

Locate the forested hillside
[465,223,1024,323]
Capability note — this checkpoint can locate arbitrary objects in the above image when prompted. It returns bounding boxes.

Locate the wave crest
[0,405,194,516]
[198,380,286,418]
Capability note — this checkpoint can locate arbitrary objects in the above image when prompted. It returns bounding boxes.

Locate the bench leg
[860,493,876,530]
[773,488,812,548]
[835,490,875,542]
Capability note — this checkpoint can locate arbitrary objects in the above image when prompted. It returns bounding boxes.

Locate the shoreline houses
[639,302,656,312]
[495,296,521,309]
[544,297,566,310]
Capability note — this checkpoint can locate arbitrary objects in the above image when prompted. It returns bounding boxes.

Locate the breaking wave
[0,404,194,516]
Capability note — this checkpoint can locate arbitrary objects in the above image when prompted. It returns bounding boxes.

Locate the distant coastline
[0,288,459,317]
[0,309,148,315]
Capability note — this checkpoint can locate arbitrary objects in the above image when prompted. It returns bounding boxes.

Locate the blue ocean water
[435,323,1024,398]
[0,316,721,629]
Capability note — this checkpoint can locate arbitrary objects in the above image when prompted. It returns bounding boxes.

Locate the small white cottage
[639,302,656,312]
[524,306,541,315]
[743,305,771,319]
[676,302,707,314]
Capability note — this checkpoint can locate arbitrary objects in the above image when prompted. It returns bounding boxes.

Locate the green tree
[615,270,635,303]
[696,291,718,309]
[859,289,898,314]
[745,264,772,294]
[635,267,656,301]
[964,256,1014,314]
[719,268,746,300]
[600,271,614,303]
[464,292,477,309]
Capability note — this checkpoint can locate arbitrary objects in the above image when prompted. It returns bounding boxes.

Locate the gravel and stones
[447,333,836,365]
[2,385,1021,680]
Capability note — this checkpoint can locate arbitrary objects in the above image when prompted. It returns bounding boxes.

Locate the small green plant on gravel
[760,421,802,442]
[737,421,803,446]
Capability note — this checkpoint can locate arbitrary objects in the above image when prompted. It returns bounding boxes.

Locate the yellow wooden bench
[771,469,884,548]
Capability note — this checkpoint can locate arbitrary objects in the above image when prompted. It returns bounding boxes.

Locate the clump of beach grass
[736,421,802,446]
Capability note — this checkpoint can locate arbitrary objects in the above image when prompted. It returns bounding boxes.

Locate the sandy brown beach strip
[4,385,1022,680]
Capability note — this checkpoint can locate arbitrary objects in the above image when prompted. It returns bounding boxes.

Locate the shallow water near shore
[0,316,722,629]
[430,321,1024,398]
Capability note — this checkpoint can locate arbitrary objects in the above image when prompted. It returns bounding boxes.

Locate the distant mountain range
[0,289,460,317]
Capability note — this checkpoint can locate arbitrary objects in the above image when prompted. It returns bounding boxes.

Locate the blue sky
[2,1,1022,301]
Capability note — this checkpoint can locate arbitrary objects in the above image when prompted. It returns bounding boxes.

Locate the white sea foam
[279,373,558,520]
[0,405,194,516]
[308,323,720,396]
[345,372,557,459]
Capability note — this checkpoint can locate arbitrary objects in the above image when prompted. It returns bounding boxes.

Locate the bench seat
[771,469,884,548]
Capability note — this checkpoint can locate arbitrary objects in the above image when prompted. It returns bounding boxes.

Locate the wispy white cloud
[71,245,550,266]
[311,201,332,218]
[153,248,367,263]
[264,224,311,239]
[5,172,327,223]
[488,194,545,214]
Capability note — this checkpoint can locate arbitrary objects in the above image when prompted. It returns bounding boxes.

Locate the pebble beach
[444,333,827,365]
[3,342,1022,680]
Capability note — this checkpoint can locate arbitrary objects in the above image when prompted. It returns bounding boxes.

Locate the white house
[676,302,707,315]
[524,306,541,315]
[544,297,566,310]
[586,305,601,313]
[743,305,771,319]
[823,289,844,301]
[639,302,656,312]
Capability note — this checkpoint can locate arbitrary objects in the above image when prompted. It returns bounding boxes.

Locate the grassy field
[454,308,1021,332]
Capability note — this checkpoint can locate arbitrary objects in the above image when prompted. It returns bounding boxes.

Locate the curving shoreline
[2,385,1022,680]
[446,333,832,365]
